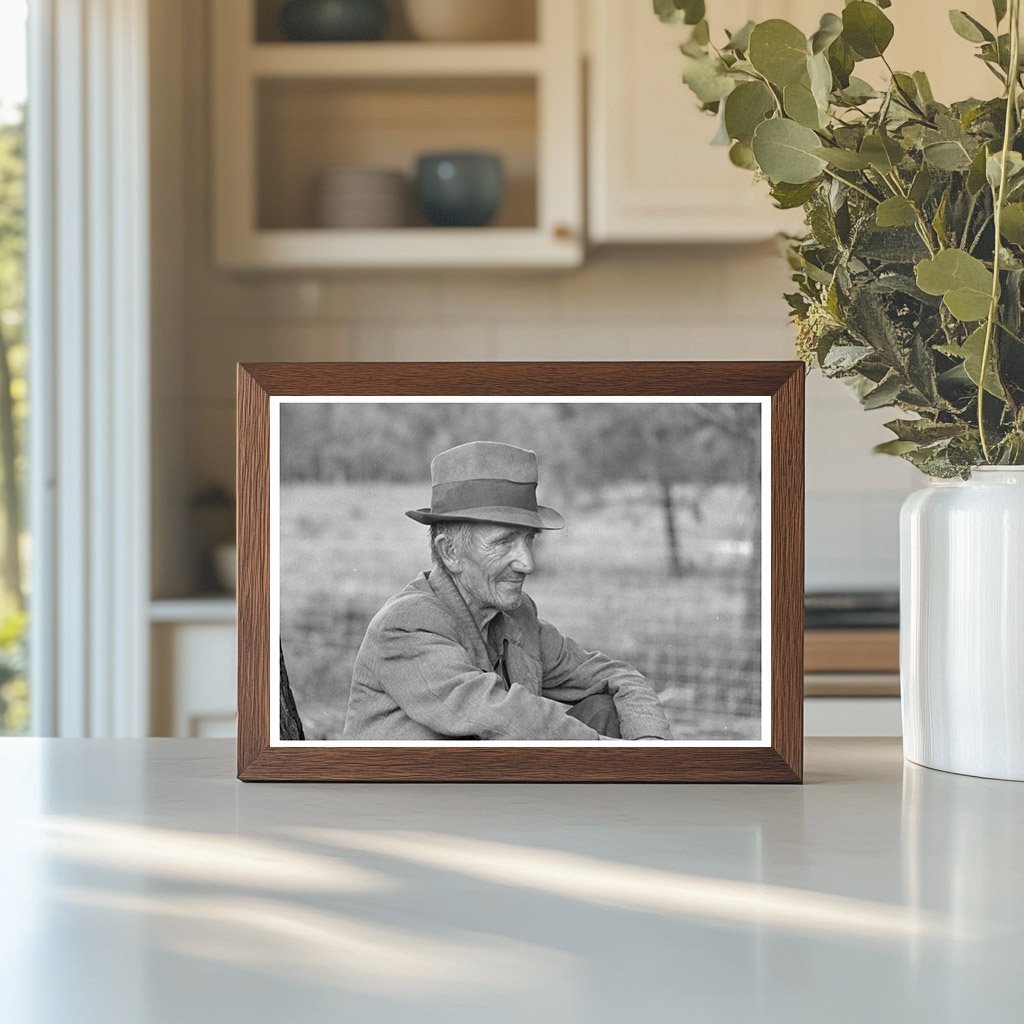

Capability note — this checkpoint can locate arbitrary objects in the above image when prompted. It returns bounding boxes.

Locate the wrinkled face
[449,524,538,620]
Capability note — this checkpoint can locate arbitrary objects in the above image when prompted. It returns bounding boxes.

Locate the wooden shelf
[249,42,544,78]
[217,227,580,270]
[805,629,900,675]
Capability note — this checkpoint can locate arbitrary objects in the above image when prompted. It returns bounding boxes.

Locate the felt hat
[406,441,564,530]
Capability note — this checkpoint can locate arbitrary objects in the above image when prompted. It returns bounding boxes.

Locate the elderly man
[342,441,672,741]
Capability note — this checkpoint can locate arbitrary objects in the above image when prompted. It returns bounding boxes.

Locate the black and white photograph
[271,397,770,746]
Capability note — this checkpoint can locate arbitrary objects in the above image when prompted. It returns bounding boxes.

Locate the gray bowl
[415,152,505,228]
[280,0,388,42]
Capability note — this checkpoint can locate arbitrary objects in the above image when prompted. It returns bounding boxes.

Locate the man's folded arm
[536,617,673,740]
[377,625,604,740]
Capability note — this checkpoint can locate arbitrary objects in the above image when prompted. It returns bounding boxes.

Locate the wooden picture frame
[237,362,804,782]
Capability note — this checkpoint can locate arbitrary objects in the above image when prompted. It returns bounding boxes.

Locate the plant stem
[979,0,1021,462]
[884,170,938,255]
[750,69,784,117]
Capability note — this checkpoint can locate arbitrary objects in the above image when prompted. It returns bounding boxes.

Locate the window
[0,0,28,734]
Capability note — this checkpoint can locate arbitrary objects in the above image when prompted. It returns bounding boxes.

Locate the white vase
[900,467,1024,781]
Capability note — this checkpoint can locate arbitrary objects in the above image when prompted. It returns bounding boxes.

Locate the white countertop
[1,738,1021,1023]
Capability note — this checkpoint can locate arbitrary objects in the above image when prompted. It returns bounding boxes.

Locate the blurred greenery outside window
[0,0,29,734]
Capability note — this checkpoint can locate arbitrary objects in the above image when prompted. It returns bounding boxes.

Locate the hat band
[431,478,538,514]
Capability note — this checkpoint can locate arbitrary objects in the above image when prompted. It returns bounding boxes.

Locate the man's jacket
[342,569,673,740]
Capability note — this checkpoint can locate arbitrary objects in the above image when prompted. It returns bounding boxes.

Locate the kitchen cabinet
[150,601,237,738]
[587,0,811,243]
[211,0,583,268]
[586,0,999,244]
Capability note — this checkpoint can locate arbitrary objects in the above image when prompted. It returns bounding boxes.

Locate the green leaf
[909,164,933,205]
[986,150,1024,191]
[837,76,879,104]
[842,1,895,59]
[948,10,994,44]
[874,439,922,455]
[691,19,710,45]
[915,249,994,321]
[684,2,706,27]
[810,12,843,54]
[827,35,855,89]
[1000,203,1024,245]
[885,418,963,443]
[711,109,731,145]
[876,197,918,228]
[860,133,904,173]
[862,374,903,409]
[891,72,922,109]
[784,80,824,129]
[939,325,1006,398]
[653,0,705,26]
[932,190,950,247]
[748,20,809,87]
[751,118,828,184]
[724,20,755,53]
[807,51,833,110]
[729,140,757,169]
[770,180,820,209]
[967,144,991,194]
[683,57,736,104]
[912,71,935,104]
[723,81,775,144]
[813,146,872,170]
[993,0,1008,24]
[922,140,972,171]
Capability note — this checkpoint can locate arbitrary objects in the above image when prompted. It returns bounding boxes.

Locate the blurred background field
[279,401,762,741]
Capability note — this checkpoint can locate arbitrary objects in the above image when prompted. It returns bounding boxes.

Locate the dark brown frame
[237,362,804,782]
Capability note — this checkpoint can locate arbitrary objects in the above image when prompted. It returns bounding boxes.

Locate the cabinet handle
[553,224,575,241]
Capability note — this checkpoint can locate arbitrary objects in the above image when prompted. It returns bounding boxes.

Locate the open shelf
[257,77,537,232]
[212,0,581,268]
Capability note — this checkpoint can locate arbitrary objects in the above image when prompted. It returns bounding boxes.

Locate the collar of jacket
[425,567,525,667]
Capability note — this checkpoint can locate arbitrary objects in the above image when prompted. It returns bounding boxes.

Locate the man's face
[453,524,538,619]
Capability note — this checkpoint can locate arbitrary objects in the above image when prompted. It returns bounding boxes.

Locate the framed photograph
[237,362,804,782]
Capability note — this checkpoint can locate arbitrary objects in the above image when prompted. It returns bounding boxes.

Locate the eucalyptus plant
[656,0,1024,475]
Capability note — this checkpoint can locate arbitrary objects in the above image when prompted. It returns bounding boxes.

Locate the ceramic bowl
[403,0,534,42]
[315,168,407,228]
[281,0,388,42]
[415,152,504,227]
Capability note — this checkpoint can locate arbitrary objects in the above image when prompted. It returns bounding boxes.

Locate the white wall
[154,0,921,598]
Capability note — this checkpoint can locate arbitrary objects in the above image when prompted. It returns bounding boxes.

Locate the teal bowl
[281,0,388,41]
[415,153,505,228]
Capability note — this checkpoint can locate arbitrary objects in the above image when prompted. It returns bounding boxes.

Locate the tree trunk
[660,479,685,577]
[279,641,305,740]
[0,324,22,609]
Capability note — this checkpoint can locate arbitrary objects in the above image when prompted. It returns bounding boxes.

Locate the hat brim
[406,505,564,530]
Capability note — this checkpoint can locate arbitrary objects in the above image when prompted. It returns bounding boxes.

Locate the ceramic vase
[900,467,1024,781]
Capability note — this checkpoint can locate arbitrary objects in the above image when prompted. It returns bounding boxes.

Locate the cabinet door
[588,0,998,244]
[588,0,813,242]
